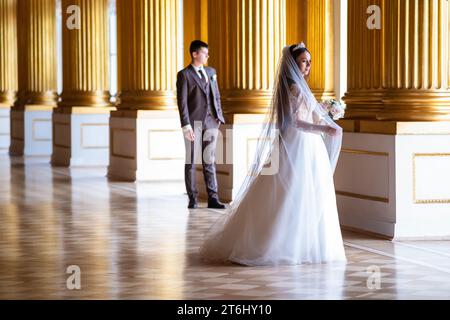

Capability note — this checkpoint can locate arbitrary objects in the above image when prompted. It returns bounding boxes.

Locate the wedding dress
[200,46,347,266]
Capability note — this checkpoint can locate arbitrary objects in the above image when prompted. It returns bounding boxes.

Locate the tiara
[293,42,306,51]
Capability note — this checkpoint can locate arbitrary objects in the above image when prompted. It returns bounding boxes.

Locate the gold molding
[413,153,450,204]
[335,191,389,203]
[80,123,109,149]
[110,128,136,160]
[32,119,52,142]
[341,148,389,157]
[148,129,185,161]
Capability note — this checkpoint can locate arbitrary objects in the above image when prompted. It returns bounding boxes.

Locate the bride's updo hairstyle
[289,44,310,61]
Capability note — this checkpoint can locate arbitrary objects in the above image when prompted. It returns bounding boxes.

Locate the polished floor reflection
[0,155,449,300]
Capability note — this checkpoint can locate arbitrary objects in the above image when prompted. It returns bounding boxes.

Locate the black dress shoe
[208,198,226,209]
[188,199,198,209]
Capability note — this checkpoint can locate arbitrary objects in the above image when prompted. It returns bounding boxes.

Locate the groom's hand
[184,128,195,142]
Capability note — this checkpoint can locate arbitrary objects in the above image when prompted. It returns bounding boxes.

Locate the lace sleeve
[289,84,324,133]
[313,103,327,125]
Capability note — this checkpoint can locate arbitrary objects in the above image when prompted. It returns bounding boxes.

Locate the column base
[51,107,114,167]
[0,105,11,154]
[192,113,267,203]
[9,105,54,156]
[108,109,185,181]
[335,119,450,239]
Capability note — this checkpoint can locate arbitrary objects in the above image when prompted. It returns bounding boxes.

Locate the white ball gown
[200,47,347,266]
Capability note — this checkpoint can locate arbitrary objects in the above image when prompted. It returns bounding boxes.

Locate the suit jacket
[176,65,226,128]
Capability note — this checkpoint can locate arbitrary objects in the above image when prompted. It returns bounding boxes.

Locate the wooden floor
[0,155,449,300]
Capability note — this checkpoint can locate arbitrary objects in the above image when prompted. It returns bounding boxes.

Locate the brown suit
[176,65,225,128]
[176,65,225,202]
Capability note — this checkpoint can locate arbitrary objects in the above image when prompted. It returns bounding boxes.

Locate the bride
[200,43,347,266]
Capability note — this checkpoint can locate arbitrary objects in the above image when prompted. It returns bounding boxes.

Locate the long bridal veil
[227,45,342,217]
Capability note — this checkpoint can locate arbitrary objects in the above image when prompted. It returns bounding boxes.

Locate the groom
[176,40,226,209]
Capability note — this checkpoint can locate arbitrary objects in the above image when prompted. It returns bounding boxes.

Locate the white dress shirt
[192,64,209,83]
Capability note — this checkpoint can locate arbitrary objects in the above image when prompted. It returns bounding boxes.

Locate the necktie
[198,67,207,84]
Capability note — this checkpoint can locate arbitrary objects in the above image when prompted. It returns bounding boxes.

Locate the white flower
[320,99,346,120]
[211,74,217,82]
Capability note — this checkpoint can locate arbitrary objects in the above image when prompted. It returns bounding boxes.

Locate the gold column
[286,0,307,46]
[306,0,335,101]
[58,0,111,108]
[343,0,385,119]
[377,0,450,121]
[183,0,208,65]
[208,0,286,114]
[286,0,335,101]
[0,0,18,107]
[16,0,58,107]
[116,0,180,110]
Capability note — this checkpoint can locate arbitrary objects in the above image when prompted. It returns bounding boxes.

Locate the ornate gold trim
[341,148,389,157]
[413,153,450,204]
[335,191,389,203]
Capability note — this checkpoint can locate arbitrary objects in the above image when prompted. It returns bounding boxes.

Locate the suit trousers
[184,114,220,201]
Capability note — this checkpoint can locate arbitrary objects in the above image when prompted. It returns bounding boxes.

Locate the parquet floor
[0,156,449,300]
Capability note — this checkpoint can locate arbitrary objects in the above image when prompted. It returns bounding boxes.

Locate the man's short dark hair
[190,40,208,57]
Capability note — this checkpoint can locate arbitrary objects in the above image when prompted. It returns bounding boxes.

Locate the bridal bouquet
[320,99,345,120]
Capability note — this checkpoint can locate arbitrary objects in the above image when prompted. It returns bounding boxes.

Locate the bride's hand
[324,125,342,136]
